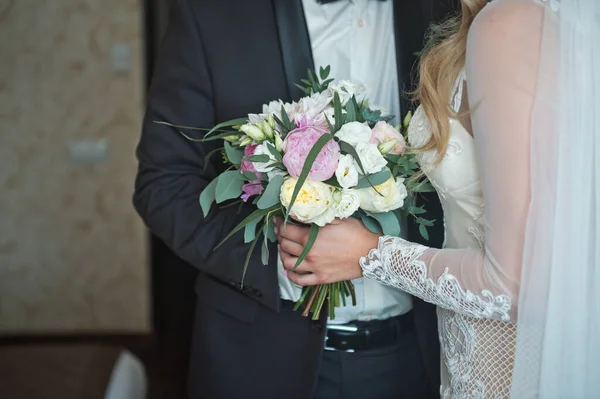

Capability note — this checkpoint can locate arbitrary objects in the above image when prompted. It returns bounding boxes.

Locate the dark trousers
[313,330,435,399]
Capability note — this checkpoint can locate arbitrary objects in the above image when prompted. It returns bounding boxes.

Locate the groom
[134,0,453,398]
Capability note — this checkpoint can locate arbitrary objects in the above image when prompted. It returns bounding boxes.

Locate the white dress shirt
[278,0,413,323]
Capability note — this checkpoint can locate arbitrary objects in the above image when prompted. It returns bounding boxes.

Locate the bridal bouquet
[159,66,433,319]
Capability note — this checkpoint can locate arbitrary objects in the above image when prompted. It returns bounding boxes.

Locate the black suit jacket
[134,1,455,397]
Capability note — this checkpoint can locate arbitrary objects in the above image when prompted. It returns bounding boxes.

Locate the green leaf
[333,92,345,132]
[294,224,320,269]
[354,169,392,189]
[286,134,335,220]
[243,154,271,163]
[243,171,258,181]
[205,117,248,138]
[199,178,218,217]
[215,171,245,203]
[319,65,331,81]
[416,217,435,227]
[244,216,261,244]
[368,211,401,236]
[280,106,294,132]
[215,205,279,250]
[265,215,278,242]
[261,224,270,265]
[224,142,243,165]
[345,96,357,123]
[266,142,283,162]
[360,214,383,234]
[257,174,284,210]
[198,131,243,142]
[419,224,430,241]
[241,229,263,286]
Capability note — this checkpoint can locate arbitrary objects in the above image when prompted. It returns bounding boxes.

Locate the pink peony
[294,113,329,131]
[282,125,340,181]
[241,179,264,202]
[370,121,407,155]
[240,143,259,174]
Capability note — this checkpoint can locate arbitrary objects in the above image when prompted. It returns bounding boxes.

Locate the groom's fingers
[278,238,303,257]
[280,249,312,273]
[277,223,309,245]
[287,270,320,287]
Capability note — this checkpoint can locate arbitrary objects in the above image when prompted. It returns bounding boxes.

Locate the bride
[275,0,599,397]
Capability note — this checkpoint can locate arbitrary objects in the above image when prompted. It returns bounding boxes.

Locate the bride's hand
[273,217,381,286]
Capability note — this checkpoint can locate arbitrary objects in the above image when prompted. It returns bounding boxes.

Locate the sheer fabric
[360,0,553,397]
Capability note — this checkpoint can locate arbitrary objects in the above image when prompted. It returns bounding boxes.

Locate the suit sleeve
[133,0,255,285]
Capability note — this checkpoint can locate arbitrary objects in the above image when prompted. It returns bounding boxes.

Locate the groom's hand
[273,217,380,286]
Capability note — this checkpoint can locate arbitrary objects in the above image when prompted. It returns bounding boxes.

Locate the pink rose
[282,125,340,181]
[240,143,259,174]
[370,121,407,155]
[241,179,264,202]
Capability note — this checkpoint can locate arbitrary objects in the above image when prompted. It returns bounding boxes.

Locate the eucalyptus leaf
[243,171,258,181]
[257,174,284,210]
[215,171,245,203]
[360,214,383,234]
[224,142,243,165]
[419,224,430,241]
[244,216,261,244]
[243,154,271,163]
[368,211,401,237]
[199,178,218,217]
[354,169,392,189]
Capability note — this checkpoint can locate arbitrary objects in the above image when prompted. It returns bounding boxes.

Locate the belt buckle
[324,324,358,353]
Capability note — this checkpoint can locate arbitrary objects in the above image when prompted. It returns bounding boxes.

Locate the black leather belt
[324,311,414,352]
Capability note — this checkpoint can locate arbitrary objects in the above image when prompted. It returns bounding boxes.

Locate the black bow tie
[317,0,388,4]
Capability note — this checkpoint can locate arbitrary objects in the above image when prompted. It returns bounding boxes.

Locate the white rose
[328,80,368,104]
[335,122,372,147]
[355,142,388,174]
[335,154,359,189]
[333,189,360,219]
[280,177,336,226]
[253,142,279,173]
[357,176,408,213]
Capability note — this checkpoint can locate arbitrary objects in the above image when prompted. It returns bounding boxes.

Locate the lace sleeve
[361,0,547,323]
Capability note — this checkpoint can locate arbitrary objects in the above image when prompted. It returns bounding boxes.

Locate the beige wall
[0,0,150,333]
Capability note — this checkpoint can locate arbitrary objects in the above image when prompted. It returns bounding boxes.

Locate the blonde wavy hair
[414,0,488,164]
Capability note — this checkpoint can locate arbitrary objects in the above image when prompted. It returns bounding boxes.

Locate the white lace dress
[359,1,556,396]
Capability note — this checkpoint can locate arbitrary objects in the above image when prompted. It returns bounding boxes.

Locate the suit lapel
[272,0,315,102]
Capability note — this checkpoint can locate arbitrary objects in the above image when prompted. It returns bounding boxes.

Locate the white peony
[354,142,388,174]
[335,154,359,189]
[357,176,408,213]
[248,100,299,124]
[333,189,360,219]
[328,80,368,105]
[253,142,279,173]
[335,121,372,147]
[280,177,336,226]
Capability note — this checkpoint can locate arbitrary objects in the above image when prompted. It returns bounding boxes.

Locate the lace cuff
[360,236,513,321]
